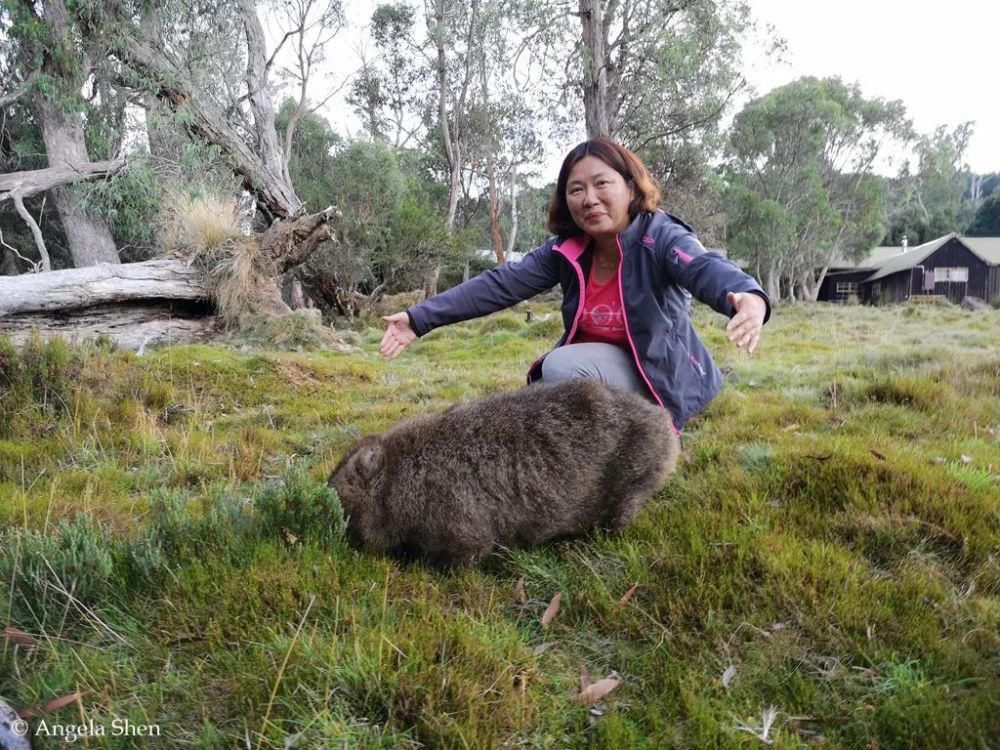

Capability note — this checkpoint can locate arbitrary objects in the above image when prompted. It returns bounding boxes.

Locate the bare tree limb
[10,191,52,271]
[0,73,38,109]
[0,158,125,201]
[0,227,45,273]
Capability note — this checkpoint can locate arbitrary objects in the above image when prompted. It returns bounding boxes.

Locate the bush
[0,515,115,629]
[254,466,347,547]
[0,335,82,437]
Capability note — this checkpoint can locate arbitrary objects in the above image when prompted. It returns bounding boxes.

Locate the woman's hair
[547,139,662,237]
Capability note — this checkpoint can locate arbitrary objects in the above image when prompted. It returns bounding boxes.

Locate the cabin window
[835,282,857,300]
[933,267,968,282]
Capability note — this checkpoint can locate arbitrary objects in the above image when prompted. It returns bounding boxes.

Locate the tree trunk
[1,250,19,276]
[425,0,480,297]
[764,265,779,303]
[578,0,613,139]
[487,157,505,265]
[506,170,519,258]
[34,0,120,267]
[239,0,295,209]
[477,30,504,266]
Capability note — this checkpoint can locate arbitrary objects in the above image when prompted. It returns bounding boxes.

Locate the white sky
[743,0,998,173]
[288,0,998,175]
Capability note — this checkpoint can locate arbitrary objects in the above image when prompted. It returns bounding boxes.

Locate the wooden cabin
[818,234,1000,305]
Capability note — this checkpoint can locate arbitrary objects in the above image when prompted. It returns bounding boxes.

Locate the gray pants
[539,342,655,402]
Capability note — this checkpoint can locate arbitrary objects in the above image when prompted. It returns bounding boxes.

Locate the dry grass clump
[209,237,274,329]
[156,191,286,329]
[159,192,243,256]
[156,191,272,328]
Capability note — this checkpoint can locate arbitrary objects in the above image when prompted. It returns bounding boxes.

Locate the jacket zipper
[526,242,588,377]
[555,244,587,344]
[616,234,671,415]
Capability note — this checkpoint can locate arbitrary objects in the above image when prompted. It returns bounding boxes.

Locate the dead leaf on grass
[42,692,83,714]
[618,584,638,606]
[21,691,85,718]
[578,678,621,706]
[514,577,527,605]
[540,592,561,629]
[4,626,38,650]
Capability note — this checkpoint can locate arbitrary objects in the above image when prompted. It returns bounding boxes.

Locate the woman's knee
[540,345,589,382]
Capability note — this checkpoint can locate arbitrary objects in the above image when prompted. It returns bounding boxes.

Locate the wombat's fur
[328,380,680,567]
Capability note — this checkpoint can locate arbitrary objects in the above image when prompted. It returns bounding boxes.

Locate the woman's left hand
[725,291,767,354]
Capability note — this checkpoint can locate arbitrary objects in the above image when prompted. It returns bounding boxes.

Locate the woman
[379,139,770,430]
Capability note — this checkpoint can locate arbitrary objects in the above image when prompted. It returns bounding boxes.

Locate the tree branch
[10,191,52,271]
[0,158,125,201]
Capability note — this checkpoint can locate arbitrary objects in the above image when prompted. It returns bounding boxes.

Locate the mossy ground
[1,300,998,748]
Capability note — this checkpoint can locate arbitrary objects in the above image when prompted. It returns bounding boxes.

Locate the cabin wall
[818,270,872,302]
[860,239,996,304]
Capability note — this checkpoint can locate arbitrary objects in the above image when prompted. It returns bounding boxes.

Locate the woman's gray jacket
[406,210,770,429]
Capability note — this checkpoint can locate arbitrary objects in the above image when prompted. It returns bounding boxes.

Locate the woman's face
[565,155,635,239]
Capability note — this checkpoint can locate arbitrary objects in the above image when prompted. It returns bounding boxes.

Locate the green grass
[1,300,999,748]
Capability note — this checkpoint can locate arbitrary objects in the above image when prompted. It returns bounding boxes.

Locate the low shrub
[0,335,82,437]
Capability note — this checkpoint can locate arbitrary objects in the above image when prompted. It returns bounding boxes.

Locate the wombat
[328,380,680,567]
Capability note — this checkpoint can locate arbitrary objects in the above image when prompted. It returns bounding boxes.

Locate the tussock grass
[2,302,1000,747]
[159,192,242,257]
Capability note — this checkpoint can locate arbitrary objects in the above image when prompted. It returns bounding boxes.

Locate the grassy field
[1,299,998,748]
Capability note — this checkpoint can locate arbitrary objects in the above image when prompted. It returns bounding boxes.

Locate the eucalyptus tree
[530,0,762,148]
[349,2,426,147]
[726,77,911,301]
[966,190,1000,237]
[351,0,545,294]
[885,123,975,245]
[513,0,774,242]
[1,0,121,267]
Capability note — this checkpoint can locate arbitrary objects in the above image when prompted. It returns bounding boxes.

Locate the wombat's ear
[354,443,384,480]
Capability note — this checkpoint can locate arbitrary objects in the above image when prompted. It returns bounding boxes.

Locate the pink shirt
[573,263,628,347]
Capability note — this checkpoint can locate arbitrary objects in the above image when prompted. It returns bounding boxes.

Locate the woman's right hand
[380,312,418,359]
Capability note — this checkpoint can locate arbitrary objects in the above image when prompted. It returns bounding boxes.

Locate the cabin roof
[864,234,957,282]
[961,236,1000,265]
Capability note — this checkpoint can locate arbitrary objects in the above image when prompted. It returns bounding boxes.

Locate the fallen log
[0,301,217,351]
[0,208,342,350]
[0,258,208,316]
